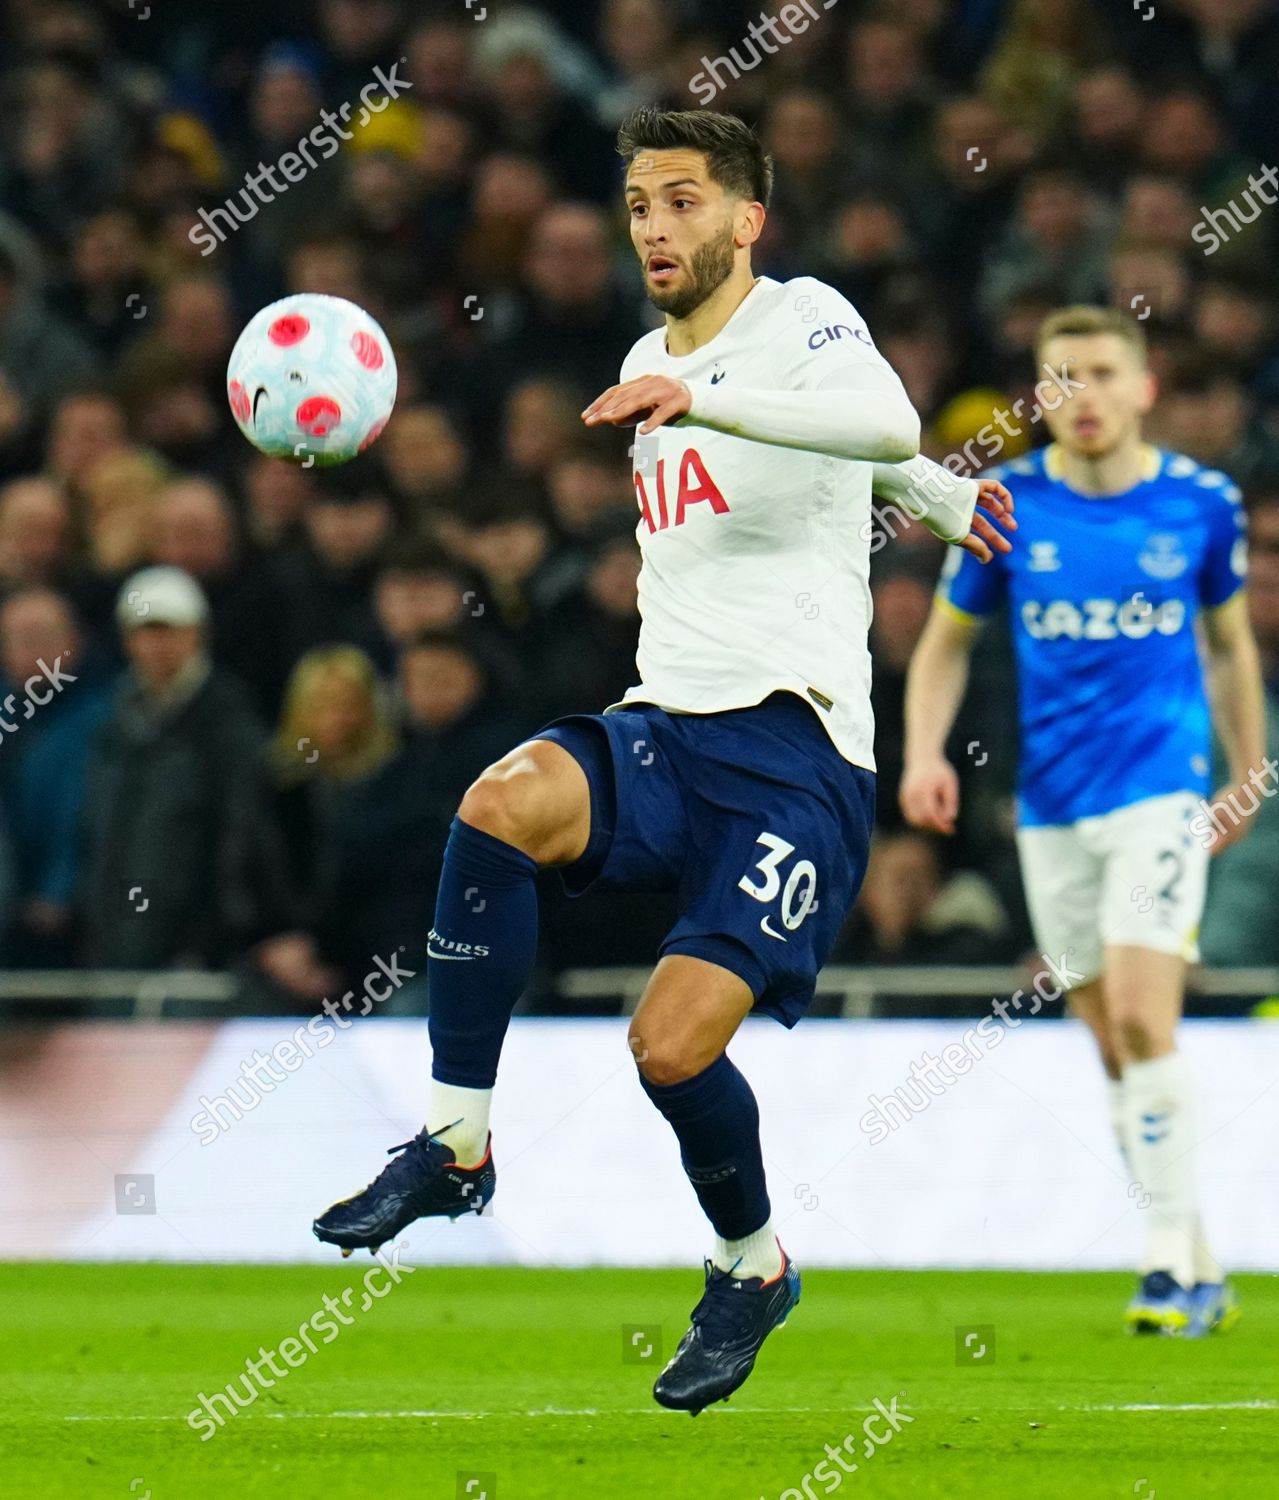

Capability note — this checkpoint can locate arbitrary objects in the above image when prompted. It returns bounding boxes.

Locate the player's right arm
[899,543,1007,835]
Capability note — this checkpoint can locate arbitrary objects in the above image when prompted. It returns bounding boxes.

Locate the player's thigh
[663,764,875,1027]
[1097,792,1208,964]
[1015,821,1105,983]
[628,955,756,1085]
[458,737,591,866]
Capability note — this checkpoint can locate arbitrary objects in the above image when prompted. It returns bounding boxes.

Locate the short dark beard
[643,220,736,320]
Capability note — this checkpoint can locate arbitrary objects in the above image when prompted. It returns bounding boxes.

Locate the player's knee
[458,765,544,857]
[1112,1007,1169,1062]
[457,747,580,863]
[628,1022,700,1087]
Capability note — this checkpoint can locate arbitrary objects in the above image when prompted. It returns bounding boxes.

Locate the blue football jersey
[938,444,1247,827]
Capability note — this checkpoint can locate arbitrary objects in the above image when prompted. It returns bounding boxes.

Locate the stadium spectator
[0,477,73,590]
[0,586,112,966]
[78,567,270,969]
[0,242,97,470]
[836,830,1014,991]
[263,644,436,996]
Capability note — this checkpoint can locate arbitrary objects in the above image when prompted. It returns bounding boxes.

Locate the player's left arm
[870,453,1016,563]
[1200,488,1267,853]
[582,363,920,463]
[583,279,921,463]
[1203,590,1268,855]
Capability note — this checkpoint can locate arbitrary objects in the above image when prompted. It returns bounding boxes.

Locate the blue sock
[639,1053,771,1240]
[427,817,539,1089]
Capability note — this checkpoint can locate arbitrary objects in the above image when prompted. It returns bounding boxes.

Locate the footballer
[313,107,1014,1412]
[901,305,1264,1337]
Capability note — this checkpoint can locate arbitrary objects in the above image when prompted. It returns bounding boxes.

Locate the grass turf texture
[3,1264,1276,1500]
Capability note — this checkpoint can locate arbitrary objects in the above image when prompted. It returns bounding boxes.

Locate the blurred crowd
[0,0,1277,1013]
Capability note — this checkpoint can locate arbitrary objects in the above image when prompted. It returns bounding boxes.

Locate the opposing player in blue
[901,306,1265,1336]
[312,107,1014,1412]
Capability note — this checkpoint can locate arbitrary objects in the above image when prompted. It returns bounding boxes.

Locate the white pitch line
[51,1399,1276,1425]
[1061,1401,1278,1413]
[53,1405,825,1424]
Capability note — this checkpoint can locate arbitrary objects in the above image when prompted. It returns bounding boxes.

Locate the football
[226,293,397,466]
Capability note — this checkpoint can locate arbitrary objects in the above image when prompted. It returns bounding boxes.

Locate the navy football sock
[427,817,539,1089]
[639,1052,771,1240]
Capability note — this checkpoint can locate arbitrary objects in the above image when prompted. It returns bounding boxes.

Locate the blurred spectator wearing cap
[148,475,287,715]
[0,586,112,965]
[78,566,271,968]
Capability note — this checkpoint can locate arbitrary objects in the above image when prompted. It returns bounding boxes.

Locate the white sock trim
[427,1080,491,1166]
[713,1219,784,1281]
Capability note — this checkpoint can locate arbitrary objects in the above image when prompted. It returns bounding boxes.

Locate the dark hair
[616,106,773,209]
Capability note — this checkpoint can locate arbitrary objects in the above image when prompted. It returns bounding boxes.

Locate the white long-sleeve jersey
[614,273,969,772]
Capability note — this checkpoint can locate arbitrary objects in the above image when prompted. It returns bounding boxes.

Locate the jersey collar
[1043,442,1163,493]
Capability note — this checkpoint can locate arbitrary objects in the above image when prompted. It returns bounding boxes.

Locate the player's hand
[959,479,1016,564]
[899,753,961,835]
[582,375,692,435]
[1205,782,1253,856]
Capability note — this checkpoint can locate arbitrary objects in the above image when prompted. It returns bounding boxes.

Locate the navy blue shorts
[534,692,875,1027]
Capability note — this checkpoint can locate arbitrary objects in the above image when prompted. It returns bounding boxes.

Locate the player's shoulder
[773,274,866,326]
[766,274,879,367]
[1152,448,1244,509]
[619,324,668,380]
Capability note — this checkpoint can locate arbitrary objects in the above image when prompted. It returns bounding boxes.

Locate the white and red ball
[227,294,397,466]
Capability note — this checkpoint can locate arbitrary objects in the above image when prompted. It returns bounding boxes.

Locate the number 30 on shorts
[737,832,819,931]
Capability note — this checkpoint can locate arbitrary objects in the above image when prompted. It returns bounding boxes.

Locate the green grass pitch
[3,1263,1277,1499]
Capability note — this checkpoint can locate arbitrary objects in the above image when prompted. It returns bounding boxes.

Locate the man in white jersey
[314,106,1014,1412]
[901,306,1265,1336]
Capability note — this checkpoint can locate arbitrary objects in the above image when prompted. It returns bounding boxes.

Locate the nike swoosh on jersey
[759,915,787,942]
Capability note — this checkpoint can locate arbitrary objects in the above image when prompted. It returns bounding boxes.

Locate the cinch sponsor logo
[1020,597,1187,641]
[633,446,729,534]
[806,322,874,351]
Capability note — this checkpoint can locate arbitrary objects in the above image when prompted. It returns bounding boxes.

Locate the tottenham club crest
[1139,533,1188,580]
